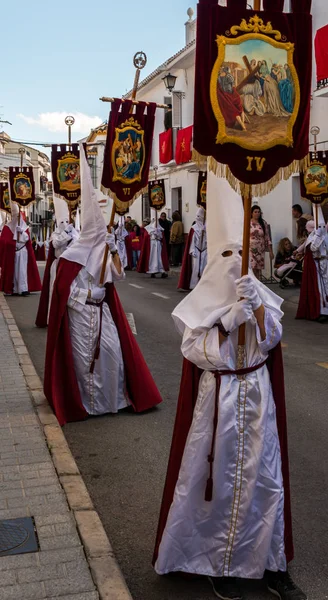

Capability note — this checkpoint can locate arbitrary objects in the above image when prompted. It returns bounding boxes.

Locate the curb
[0,293,133,600]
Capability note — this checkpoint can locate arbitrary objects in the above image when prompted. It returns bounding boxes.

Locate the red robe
[153,345,294,567]
[0,225,41,294]
[35,244,46,261]
[178,229,194,290]
[125,235,133,269]
[217,84,243,128]
[296,246,321,320]
[35,243,56,328]
[44,258,163,426]
[137,231,170,273]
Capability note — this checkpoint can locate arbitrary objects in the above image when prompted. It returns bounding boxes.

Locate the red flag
[315,25,328,88]
[175,126,193,165]
[159,129,173,164]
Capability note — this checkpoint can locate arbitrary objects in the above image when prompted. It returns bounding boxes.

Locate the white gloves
[91,286,106,302]
[235,275,262,311]
[316,226,326,238]
[105,233,117,252]
[221,299,253,333]
[16,226,23,234]
[65,224,74,234]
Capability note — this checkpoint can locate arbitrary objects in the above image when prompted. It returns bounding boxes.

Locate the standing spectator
[250,205,274,280]
[170,211,184,267]
[292,204,312,244]
[129,224,142,269]
[159,212,171,258]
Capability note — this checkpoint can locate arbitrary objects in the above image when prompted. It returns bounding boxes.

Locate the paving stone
[38,547,85,566]
[0,582,45,600]
[75,511,111,559]
[44,593,99,600]
[44,564,95,597]
[39,532,81,551]
[16,563,65,584]
[52,452,80,476]
[89,556,133,600]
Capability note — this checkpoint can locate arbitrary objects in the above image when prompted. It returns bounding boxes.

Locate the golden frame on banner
[210,16,301,151]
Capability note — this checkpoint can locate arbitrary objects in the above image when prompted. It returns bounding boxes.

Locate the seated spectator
[274,237,302,286]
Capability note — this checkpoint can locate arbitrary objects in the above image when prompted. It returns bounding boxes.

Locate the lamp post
[162,73,177,94]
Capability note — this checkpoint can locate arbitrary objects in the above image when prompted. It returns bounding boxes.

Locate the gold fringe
[192,149,310,197]
[100,184,148,210]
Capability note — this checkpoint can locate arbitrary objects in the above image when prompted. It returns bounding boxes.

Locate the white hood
[53,195,69,232]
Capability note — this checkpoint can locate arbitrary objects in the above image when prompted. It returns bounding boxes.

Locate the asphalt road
[7,270,328,600]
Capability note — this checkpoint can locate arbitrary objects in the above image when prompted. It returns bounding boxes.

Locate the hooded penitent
[178,206,207,291]
[153,171,294,577]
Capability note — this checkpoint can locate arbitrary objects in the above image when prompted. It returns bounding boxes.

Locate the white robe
[13,230,29,294]
[310,232,328,316]
[147,229,164,274]
[155,309,286,579]
[189,225,207,290]
[116,226,128,269]
[67,266,128,415]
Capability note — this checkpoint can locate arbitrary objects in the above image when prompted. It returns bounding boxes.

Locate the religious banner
[175,125,193,165]
[148,179,166,211]
[300,152,328,205]
[0,182,11,214]
[159,129,173,164]
[115,204,129,217]
[51,143,81,209]
[101,98,156,208]
[9,166,35,208]
[193,0,312,195]
[315,25,328,89]
[197,171,207,209]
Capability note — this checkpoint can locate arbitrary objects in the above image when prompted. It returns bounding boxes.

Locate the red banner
[315,25,328,88]
[159,129,173,164]
[51,143,81,209]
[0,182,11,214]
[197,172,207,209]
[101,99,156,206]
[300,152,328,205]
[9,167,35,209]
[193,0,312,194]
[175,126,193,165]
[148,179,166,211]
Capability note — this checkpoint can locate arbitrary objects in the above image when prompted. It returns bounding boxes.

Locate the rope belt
[15,243,27,252]
[205,359,267,502]
[88,300,104,374]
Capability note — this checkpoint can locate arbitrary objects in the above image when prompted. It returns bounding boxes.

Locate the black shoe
[208,576,243,600]
[150,274,156,278]
[161,272,168,279]
[265,570,307,600]
[21,291,30,297]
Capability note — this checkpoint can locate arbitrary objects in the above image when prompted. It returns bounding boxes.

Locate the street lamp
[162,73,177,94]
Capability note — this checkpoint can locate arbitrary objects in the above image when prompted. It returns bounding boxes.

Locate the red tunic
[0,225,41,294]
[178,229,194,290]
[44,258,163,425]
[296,246,321,320]
[217,84,243,128]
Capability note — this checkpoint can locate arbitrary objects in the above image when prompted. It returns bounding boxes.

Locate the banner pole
[17,148,25,242]
[237,189,252,371]
[65,116,75,223]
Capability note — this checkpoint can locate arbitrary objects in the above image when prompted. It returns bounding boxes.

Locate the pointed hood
[61,144,112,284]
[172,172,283,335]
[53,195,69,232]
[8,201,28,236]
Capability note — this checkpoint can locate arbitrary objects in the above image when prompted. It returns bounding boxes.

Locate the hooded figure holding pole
[44,145,162,426]
[153,176,306,600]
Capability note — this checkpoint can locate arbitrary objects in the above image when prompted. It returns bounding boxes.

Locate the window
[171,187,182,217]
[172,92,182,129]
[164,96,172,131]
[142,192,150,221]
[87,156,97,188]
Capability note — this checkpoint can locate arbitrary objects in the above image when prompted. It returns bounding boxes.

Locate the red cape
[35,244,46,261]
[137,231,169,273]
[0,225,41,294]
[178,229,194,290]
[296,246,321,320]
[35,243,55,328]
[44,258,163,426]
[125,235,133,269]
[153,344,294,567]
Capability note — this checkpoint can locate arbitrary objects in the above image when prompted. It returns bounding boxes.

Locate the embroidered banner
[51,144,81,208]
[101,99,156,207]
[148,179,166,211]
[0,182,11,214]
[9,167,35,208]
[193,0,312,195]
[300,152,328,205]
[197,172,207,209]
[175,126,193,165]
[159,129,173,164]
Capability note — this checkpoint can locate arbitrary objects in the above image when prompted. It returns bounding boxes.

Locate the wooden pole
[17,148,25,242]
[254,0,261,10]
[237,190,252,370]
[99,97,169,110]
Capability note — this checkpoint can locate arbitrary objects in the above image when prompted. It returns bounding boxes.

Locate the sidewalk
[0,294,132,600]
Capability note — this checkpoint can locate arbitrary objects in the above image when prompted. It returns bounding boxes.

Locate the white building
[0,133,52,235]
[85,1,328,273]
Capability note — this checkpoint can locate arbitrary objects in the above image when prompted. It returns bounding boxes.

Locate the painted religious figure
[150,184,165,209]
[13,174,33,201]
[3,187,10,211]
[304,163,328,196]
[57,154,81,193]
[210,17,300,151]
[112,117,145,184]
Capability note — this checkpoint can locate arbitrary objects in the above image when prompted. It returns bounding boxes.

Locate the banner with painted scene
[0,182,11,214]
[197,171,207,209]
[300,152,328,205]
[9,166,35,208]
[148,179,166,211]
[193,0,312,194]
[101,98,156,208]
[51,143,81,210]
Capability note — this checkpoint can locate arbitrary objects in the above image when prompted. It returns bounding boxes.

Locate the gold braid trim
[100,184,148,210]
[192,150,310,198]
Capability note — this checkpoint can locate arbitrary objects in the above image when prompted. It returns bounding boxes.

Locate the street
[7,270,328,600]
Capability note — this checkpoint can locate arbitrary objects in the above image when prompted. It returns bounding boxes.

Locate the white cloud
[17,111,103,134]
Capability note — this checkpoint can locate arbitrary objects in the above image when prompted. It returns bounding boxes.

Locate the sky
[1,0,195,148]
